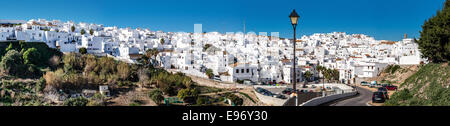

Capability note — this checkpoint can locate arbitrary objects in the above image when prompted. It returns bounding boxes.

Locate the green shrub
[0,50,25,77]
[129,101,141,106]
[239,92,255,104]
[35,77,46,92]
[196,96,207,105]
[224,93,243,106]
[149,89,164,105]
[23,48,41,65]
[206,69,214,79]
[177,88,199,100]
[390,65,401,74]
[64,97,89,106]
[79,47,87,54]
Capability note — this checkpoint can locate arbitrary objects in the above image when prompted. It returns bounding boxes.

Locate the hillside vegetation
[385,63,450,106]
[0,41,62,78]
[1,42,241,106]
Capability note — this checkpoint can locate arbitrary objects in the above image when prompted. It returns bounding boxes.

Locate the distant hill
[385,63,450,106]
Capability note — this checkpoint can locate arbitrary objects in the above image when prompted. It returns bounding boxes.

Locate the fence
[283,92,322,106]
[282,83,357,106]
[299,91,358,106]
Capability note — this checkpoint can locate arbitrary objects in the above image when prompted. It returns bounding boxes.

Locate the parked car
[370,83,382,88]
[282,88,293,95]
[274,94,287,99]
[263,91,273,97]
[256,87,264,93]
[383,84,398,91]
[372,92,386,103]
[361,81,370,86]
[256,88,273,97]
[377,87,389,99]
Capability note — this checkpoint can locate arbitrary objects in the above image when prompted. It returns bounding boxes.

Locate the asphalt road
[327,87,373,106]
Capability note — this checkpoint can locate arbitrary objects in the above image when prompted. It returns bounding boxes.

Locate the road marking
[366,101,372,106]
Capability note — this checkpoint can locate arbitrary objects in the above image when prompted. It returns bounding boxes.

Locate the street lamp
[289,9,300,106]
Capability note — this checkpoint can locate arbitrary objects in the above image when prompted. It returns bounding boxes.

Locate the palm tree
[145,49,160,67]
[304,71,312,82]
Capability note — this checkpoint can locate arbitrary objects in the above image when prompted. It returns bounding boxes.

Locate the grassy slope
[385,63,450,106]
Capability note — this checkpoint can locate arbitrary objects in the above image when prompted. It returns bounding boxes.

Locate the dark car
[256,88,273,96]
[372,92,386,103]
[383,84,398,91]
[256,87,265,93]
[263,91,273,97]
[273,94,287,99]
[282,88,293,95]
[377,87,389,99]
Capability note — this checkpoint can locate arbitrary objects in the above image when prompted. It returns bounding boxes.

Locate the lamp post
[289,9,300,106]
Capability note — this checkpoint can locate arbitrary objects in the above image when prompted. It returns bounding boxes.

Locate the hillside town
[0,19,427,86]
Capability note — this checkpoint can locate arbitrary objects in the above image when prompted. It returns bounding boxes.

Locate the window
[247,69,249,73]
[236,69,239,73]
[241,69,244,73]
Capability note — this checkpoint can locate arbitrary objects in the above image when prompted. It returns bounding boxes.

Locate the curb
[366,101,373,106]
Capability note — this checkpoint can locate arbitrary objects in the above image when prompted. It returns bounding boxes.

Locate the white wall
[399,55,421,65]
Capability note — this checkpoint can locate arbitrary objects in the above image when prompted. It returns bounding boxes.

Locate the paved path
[328,87,373,106]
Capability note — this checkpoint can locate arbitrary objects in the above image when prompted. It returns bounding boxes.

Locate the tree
[160,38,165,45]
[304,71,312,82]
[316,66,325,81]
[203,44,212,51]
[80,29,86,35]
[89,29,94,35]
[96,57,116,77]
[79,47,87,54]
[0,50,25,76]
[63,53,83,72]
[5,43,13,53]
[87,93,106,106]
[330,69,339,82]
[48,55,61,70]
[206,69,214,79]
[177,88,199,101]
[149,89,164,105]
[83,54,97,73]
[71,25,75,32]
[144,48,159,67]
[43,69,64,89]
[416,0,450,62]
[137,68,150,88]
[117,62,131,80]
[23,48,41,65]
[25,64,41,78]
[64,97,89,106]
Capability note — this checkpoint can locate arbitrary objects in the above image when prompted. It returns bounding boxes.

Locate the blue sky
[0,0,446,41]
